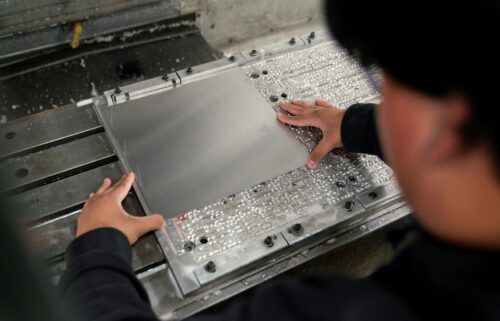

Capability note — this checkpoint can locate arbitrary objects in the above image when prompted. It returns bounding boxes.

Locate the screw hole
[184,241,196,252]
[199,236,208,244]
[250,72,260,79]
[16,168,29,178]
[4,131,16,139]
[270,95,279,102]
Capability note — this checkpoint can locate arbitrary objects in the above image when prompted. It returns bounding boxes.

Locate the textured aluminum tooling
[96,31,402,297]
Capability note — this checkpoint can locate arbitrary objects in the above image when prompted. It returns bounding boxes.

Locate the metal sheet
[98,69,309,218]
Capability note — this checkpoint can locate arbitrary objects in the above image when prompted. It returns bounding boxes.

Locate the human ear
[422,94,470,166]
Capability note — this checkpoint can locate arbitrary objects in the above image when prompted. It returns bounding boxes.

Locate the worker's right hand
[76,172,165,244]
[277,99,346,169]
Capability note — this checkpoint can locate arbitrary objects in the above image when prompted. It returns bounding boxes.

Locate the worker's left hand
[76,172,165,244]
[277,99,345,169]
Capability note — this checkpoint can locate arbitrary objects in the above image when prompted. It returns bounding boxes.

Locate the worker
[60,0,500,320]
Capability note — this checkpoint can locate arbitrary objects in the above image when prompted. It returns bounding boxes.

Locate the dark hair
[325,0,500,171]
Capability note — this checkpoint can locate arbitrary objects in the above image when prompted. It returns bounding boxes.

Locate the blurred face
[377,74,500,248]
[377,75,441,200]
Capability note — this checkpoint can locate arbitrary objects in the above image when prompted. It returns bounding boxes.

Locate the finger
[279,102,307,115]
[291,100,315,108]
[96,177,112,195]
[315,98,336,108]
[307,138,336,169]
[130,214,165,242]
[110,172,135,201]
[277,113,315,127]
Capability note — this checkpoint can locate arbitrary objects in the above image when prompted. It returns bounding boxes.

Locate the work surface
[1,30,412,320]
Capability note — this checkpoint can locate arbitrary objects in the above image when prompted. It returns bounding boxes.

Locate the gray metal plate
[97,69,308,218]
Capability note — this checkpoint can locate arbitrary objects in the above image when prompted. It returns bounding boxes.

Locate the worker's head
[325,0,500,247]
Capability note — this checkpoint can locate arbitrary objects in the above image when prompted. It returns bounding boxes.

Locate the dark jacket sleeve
[341,103,384,160]
[59,228,160,321]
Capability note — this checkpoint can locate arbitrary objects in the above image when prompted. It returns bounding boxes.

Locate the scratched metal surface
[98,68,309,218]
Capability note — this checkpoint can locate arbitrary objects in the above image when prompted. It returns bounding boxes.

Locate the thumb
[307,139,336,169]
[131,214,165,239]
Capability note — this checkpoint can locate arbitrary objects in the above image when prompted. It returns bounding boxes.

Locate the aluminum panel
[98,69,309,218]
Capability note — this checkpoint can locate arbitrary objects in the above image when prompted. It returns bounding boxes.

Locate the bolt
[162,74,169,81]
[229,55,236,61]
[199,236,208,244]
[289,37,296,45]
[368,192,378,200]
[289,223,304,236]
[250,49,258,56]
[336,181,346,188]
[184,241,196,252]
[186,67,193,73]
[348,176,357,182]
[270,95,279,102]
[309,31,316,39]
[204,261,216,273]
[114,88,121,94]
[262,70,269,75]
[172,79,177,85]
[264,236,274,248]
[344,200,355,212]
[281,93,288,98]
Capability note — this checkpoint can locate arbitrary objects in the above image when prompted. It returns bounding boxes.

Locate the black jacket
[60,104,500,321]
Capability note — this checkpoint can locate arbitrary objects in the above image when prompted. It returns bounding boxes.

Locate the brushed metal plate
[98,69,308,218]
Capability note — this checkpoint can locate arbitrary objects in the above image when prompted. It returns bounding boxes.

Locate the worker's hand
[277,99,346,169]
[76,172,165,244]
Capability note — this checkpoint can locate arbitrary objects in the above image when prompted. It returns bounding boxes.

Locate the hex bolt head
[114,88,122,94]
[264,236,275,248]
[269,95,279,102]
[344,200,355,212]
[162,74,169,81]
[289,37,296,45]
[229,55,236,61]
[186,67,193,73]
[250,49,258,56]
[309,31,316,39]
[204,261,216,273]
[288,223,304,236]
[184,241,196,252]
[368,192,378,199]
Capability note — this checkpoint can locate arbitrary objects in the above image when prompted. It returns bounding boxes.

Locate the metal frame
[91,29,412,319]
